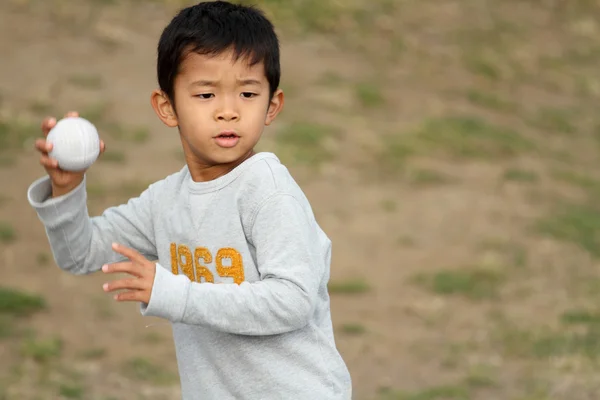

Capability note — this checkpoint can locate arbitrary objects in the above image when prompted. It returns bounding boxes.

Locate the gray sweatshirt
[27,152,352,400]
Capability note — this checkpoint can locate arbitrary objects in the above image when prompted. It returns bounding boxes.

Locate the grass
[407,168,452,186]
[503,168,539,183]
[0,287,45,340]
[494,314,600,360]
[536,202,600,257]
[80,101,110,124]
[462,51,503,81]
[381,199,397,212]
[319,71,345,87]
[21,335,63,363]
[341,323,366,335]
[105,123,151,143]
[0,287,46,316]
[99,150,126,163]
[477,239,528,269]
[68,73,103,90]
[328,279,370,294]
[0,221,16,243]
[78,347,107,360]
[141,332,164,344]
[561,309,600,326]
[59,383,85,399]
[385,116,534,168]
[551,170,600,199]
[355,81,385,108]
[123,357,178,386]
[275,122,336,167]
[527,107,579,135]
[466,89,518,113]
[412,267,505,300]
[36,252,51,266]
[378,384,470,400]
[0,117,39,154]
[28,99,54,116]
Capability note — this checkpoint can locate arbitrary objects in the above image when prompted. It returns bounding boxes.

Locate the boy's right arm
[28,112,158,275]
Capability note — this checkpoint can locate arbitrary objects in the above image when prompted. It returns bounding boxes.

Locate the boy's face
[151,48,283,174]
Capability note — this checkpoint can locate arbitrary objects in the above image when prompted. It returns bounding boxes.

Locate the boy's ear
[151,89,178,127]
[265,89,284,126]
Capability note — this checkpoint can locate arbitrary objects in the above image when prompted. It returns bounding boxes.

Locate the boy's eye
[195,93,214,99]
[241,92,257,98]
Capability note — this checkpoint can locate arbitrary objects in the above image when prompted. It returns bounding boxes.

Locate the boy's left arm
[104,193,325,335]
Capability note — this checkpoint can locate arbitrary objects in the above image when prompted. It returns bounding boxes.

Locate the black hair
[157,1,280,105]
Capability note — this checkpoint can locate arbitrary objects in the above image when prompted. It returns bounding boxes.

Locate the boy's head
[150,1,284,175]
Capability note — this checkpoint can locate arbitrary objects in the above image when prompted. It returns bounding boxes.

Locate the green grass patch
[355,81,385,108]
[382,139,415,170]
[0,154,15,167]
[78,347,107,360]
[503,168,539,183]
[466,89,517,113]
[21,335,63,363]
[387,116,534,165]
[0,117,39,154]
[80,102,110,125]
[407,168,452,186]
[551,170,600,199]
[536,203,600,257]
[59,383,85,399]
[381,199,397,212]
[0,287,46,316]
[495,318,600,360]
[275,122,335,166]
[0,221,16,243]
[318,71,345,87]
[328,279,370,294]
[123,357,178,386]
[560,309,600,326]
[462,51,502,81]
[378,384,470,400]
[68,73,103,90]
[28,99,54,116]
[0,315,15,338]
[527,107,579,135]
[36,252,51,266]
[99,150,126,163]
[477,239,528,268]
[141,332,164,344]
[340,323,366,335]
[412,267,505,300]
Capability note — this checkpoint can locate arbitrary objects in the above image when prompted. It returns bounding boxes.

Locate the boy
[27,1,352,399]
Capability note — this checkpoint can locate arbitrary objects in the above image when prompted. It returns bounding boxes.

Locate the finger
[41,117,56,136]
[102,261,144,277]
[113,290,145,302]
[100,140,106,154]
[111,243,144,263]
[103,278,146,293]
[39,155,59,169]
[65,111,79,118]
[35,139,52,154]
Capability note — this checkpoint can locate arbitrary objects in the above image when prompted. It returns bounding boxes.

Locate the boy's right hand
[35,111,106,198]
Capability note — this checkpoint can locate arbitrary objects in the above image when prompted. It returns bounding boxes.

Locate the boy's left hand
[102,243,156,304]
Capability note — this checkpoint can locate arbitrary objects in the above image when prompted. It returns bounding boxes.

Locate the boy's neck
[186,150,256,183]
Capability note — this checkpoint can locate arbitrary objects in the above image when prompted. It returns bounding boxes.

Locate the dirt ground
[2,0,600,399]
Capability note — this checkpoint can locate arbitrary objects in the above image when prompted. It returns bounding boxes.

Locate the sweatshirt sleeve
[27,175,157,275]
[141,193,324,335]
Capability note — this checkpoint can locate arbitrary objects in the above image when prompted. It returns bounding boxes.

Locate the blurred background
[1,0,600,399]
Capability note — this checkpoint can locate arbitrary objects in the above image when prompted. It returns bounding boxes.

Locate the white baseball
[47,117,101,172]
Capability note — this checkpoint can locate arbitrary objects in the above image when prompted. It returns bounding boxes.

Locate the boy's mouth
[214,131,240,148]
[216,131,239,138]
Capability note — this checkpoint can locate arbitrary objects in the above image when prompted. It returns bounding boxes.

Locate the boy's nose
[218,112,238,121]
